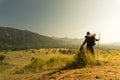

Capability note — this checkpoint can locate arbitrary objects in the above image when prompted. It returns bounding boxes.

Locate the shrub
[13,67,25,74]
[46,56,69,69]
[31,50,35,53]
[24,58,46,72]
[66,49,97,69]
[0,54,6,64]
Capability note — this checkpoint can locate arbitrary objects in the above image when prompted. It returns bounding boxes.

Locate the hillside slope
[0,27,83,50]
[0,27,61,50]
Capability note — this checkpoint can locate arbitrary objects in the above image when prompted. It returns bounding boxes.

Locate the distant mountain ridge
[0,27,83,50]
[0,27,59,50]
[52,37,83,46]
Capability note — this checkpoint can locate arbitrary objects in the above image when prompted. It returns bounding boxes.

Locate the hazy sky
[0,0,120,43]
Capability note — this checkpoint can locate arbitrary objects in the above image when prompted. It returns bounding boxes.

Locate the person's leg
[90,47,95,57]
[87,46,95,57]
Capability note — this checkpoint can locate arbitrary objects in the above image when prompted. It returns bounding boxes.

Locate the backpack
[91,36,96,46]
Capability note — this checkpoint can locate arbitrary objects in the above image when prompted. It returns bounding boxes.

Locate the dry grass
[0,48,120,80]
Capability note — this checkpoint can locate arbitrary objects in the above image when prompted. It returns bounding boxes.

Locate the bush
[14,67,25,74]
[14,58,46,74]
[66,49,97,69]
[25,58,46,72]
[0,54,6,64]
[47,56,69,69]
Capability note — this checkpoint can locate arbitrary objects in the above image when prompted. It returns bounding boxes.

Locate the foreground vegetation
[0,47,120,80]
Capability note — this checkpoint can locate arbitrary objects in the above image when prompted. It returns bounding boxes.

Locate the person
[80,32,100,56]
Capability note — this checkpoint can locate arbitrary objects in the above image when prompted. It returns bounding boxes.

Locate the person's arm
[79,36,87,51]
[81,39,87,46]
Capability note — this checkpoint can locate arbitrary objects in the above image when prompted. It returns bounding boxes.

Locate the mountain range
[0,27,83,50]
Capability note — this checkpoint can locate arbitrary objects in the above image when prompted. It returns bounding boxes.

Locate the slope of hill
[0,27,62,50]
[0,27,83,50]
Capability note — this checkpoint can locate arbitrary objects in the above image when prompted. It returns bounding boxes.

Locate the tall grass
[1,48,119,80]
[14,55,73,73]
[66,49,100,69]
[13,49,103,73]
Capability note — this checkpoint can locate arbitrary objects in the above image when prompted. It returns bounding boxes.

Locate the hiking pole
[96,33,100,59]
[98,33,100,49]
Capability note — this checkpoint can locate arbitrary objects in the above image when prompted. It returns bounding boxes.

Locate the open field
[0,47,120,80]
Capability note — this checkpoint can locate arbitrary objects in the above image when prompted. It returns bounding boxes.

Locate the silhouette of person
[80,32,100,56]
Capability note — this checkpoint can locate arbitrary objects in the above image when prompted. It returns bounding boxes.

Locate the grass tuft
[14,56,72,73]
[66,49,102,69]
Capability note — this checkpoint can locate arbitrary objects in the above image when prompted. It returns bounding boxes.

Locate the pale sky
[0,0,120,43]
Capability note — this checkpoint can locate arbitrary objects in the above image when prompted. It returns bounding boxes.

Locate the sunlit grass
[0,48,120,80]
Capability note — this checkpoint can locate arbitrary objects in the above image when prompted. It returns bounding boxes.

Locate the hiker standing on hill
[80,32,100,56]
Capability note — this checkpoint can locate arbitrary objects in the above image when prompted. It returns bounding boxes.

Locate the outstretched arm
[79,38,87,51]
[81,39,87,46]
